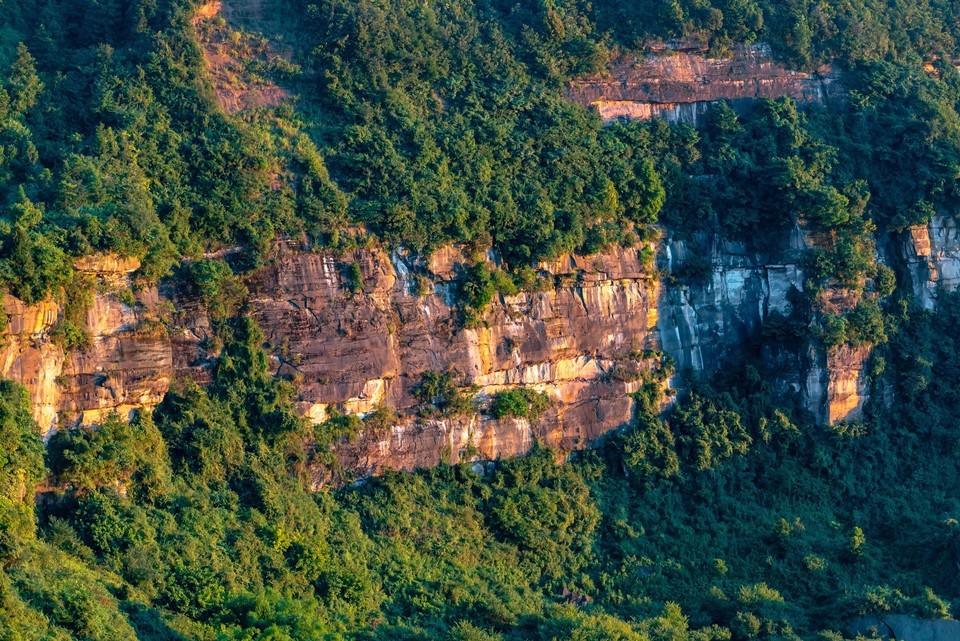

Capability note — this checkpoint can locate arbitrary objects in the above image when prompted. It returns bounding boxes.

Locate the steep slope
[5,208,938,476]
[192,0,291,112]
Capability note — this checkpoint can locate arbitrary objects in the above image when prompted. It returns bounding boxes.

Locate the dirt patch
[192,0,222,22]
[192,0,292,114]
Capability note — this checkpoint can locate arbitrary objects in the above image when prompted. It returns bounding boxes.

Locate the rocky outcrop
[566,44,841,124]
[657,232,804,373]
[241,244,663,474]
[3,244,663,474]
[8,214,960,473]
[1,256,171,432]
[654,225,871,424]
[2,296,64,430]
[903,214,960,310]
[851,614,960,641]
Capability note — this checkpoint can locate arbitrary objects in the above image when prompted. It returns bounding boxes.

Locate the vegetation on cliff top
[1,0,960,304]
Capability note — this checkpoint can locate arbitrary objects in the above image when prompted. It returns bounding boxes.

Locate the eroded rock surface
[566,44,841,124]
[242,245,662,475]
[904,214,960,310]
[654,224,870,425]
[7,211,960,474]
[1,256,172,432]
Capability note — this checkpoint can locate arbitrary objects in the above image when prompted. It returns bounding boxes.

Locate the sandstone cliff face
[657,233,804,372]
[2,244,662,474]
[810,212,960,426]
[2,296,63,430]
[9,212,957,474]
[566,45,841,124]
[823,345,872,424]
[243,244,662,475]
[1,256,171,432]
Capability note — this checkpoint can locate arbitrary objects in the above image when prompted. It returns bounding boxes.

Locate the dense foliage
[0,0,343,305]
[0,0,957,305]
[3,0,960,638]
[0,293,956,638]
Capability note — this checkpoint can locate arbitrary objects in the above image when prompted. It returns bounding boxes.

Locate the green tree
[6,43,41,116]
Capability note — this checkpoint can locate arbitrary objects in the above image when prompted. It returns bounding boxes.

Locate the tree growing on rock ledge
[489,388,552,421]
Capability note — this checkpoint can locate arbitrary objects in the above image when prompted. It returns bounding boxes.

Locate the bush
[0,380,44,556]
[671,393,751,472]
[487,447,600,579]
[187,260,248,321]
[489,388,551,420]
[458,262,496,323]
[342,261,364,293]
[413,371,475,417]
[49,320,90,351]
[821,314,848,347]
[846,299,887,347]
[47,412,172,502]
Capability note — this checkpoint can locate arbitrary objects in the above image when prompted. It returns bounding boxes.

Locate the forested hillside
[5,293,960,639]
[2,0,960,638]
[2,0,960,289]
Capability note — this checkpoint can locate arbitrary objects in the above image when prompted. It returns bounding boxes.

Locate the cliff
[902,214,960,310]
[1,244,662,472]
[213,244,664,476]
[3,204,928,474]
[657,227,870,425]
[1,256,171,433]
[566,44,841,124]
[851,614,960,641]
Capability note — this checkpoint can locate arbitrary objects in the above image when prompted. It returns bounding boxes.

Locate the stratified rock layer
[566,45,840,123]
[244,245,661,475]
[6,212,958,474]
[1,256,171,432]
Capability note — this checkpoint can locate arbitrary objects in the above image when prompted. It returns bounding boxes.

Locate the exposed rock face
[192,0,291,113]
[7,215,959,474]
[2,245,662,474]
[851,614,960,641]
[654,225,870,424]
[1,256,172,432]
[657,233,804,373]
[566,45,841,124]
[242,245,662,474]
[903,214,960,310]
[824,345,872,424]
[2,296,64,430]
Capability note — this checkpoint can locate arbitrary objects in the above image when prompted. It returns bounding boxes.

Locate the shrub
[489,388,551,420]
[846,299,887,347]
[49,320,90,351]
[458,262,496,324]
[821,314,848,347]
[47,413,173,502]
[343,260,364,293]
[413,371,475,417]
[188,260,248,322]
[671,393,751,472]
